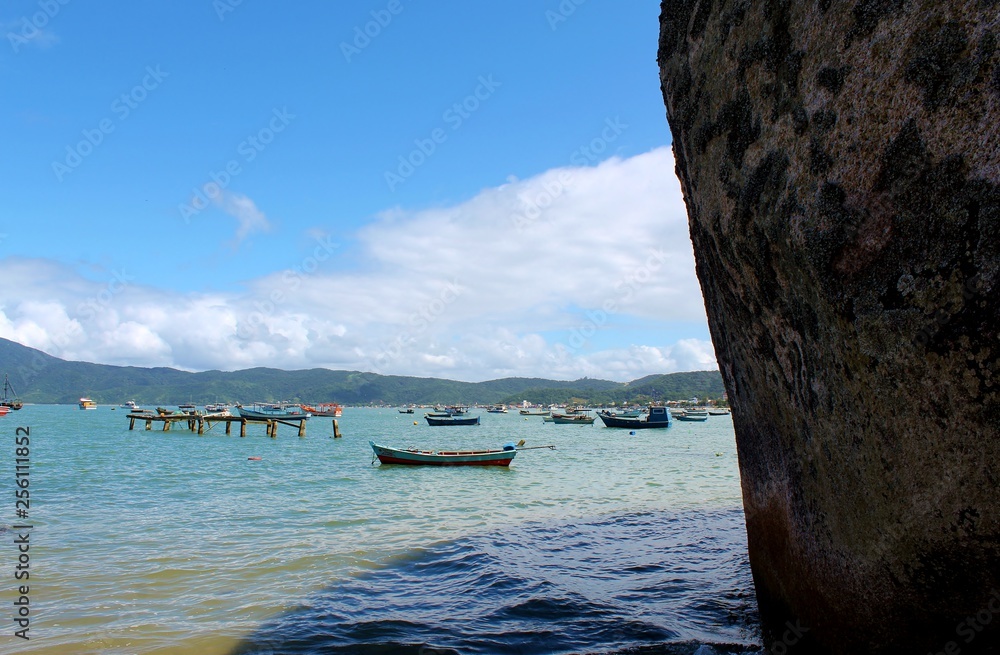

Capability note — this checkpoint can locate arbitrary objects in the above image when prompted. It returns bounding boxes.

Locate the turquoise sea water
[2,406,759,654]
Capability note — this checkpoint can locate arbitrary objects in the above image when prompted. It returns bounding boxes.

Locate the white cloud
[214,191,271,245]
[0,148,717,381]
[2,20,60,51]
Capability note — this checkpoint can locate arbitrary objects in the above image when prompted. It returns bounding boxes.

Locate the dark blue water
[231,509,760,655]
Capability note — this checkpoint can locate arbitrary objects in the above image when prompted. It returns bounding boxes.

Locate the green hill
[0,338,723,405]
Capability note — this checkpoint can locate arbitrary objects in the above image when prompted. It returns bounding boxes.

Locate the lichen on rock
[658,1,1000,652]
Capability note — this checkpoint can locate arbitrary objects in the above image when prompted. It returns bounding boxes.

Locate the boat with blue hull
[425,415,480,426]
[370,441,516,466]
[235,403,311,420]
[597,405,672,429]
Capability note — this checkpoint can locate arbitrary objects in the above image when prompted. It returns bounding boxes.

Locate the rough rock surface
[658,1,1000,652]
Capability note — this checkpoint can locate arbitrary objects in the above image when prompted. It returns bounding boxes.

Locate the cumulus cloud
[0,147,717,381]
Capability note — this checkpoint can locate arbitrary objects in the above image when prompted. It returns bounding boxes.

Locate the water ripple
[232,509,759,655]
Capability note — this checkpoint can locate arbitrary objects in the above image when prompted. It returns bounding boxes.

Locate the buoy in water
[629,431,636,436]
[248,456,262,461]
[413,421,418,425]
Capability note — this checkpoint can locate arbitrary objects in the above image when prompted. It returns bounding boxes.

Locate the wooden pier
[126,412,308,438]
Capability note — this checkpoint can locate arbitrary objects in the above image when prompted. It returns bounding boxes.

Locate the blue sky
[0,0,716,382]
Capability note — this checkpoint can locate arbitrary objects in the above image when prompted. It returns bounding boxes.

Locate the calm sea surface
[3,406,761,654]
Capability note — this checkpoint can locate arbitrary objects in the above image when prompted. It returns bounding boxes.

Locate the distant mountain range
[0,337,724,406]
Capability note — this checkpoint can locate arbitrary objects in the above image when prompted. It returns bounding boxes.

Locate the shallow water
[2,406,760,654]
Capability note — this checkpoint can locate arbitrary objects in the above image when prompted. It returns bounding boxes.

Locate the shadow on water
[229,508,762,655]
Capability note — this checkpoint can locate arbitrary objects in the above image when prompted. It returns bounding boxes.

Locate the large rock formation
[658,1,1000,652]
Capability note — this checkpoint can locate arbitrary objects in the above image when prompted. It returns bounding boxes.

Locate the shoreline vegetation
[0,338,723,407]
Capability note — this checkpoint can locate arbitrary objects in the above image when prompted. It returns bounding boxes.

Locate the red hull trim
[376,455,513,466]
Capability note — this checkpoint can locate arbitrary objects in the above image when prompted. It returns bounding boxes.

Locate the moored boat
[301,403,343,417]
[598,405,671,429]
[486,404,508,413]
[79,397,97,410]
[370,440,517,466]
[673,408,709,422]
[563,406,591,414]
[2,375,23,410]
[234,403,311,420]
[519,409,550,416]
[551,413,595,425]
[425,415,480,426]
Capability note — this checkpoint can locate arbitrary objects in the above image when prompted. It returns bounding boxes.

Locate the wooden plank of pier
[126,413,307,438]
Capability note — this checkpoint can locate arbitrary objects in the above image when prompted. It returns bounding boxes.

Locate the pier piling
[125,412,309,439]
